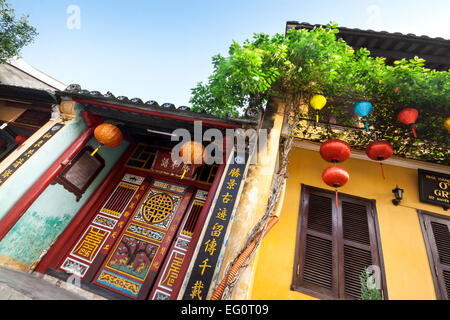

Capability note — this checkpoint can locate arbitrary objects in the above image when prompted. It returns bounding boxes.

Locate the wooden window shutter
[293,185,386,300]
[419,211,450,300]
[293,187,339,299]
[339,199,382,299]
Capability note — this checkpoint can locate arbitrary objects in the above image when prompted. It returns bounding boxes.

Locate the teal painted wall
[0,104,86,221]
[0,104,130,265]
[0,135,129,265]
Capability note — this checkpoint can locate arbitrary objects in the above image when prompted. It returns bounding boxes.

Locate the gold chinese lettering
[23,149,35,158]
[12,158,25,168]
[198,258,211,276]
[221,192,232,204]
[190,281,204,300]
[228,168,241,178]
[211,223,223,237]
[161,157,169,168]
[1,169,13,179]
[33,140,44,148]
[226,179,237,190]
[73,227,109,261]
[204,238,217,256]
[161,252,184,288]
[216,208,227,221]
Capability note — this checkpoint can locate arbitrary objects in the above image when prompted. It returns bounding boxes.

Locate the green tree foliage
[190,24,449,164]
[0,0,37,63]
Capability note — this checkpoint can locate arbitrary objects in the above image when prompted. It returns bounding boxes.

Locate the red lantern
[366,141,393,179]
[15,135,30,146]
[320,139,351,163]
[397,108,419,138]
[322,166,349,208]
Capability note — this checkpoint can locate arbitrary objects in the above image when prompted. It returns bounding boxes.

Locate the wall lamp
[392,185,404,206]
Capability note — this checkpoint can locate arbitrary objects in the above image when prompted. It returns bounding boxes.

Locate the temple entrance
[56,143,214,299]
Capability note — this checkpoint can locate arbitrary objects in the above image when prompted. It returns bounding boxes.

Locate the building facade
[249,22,450,300]
[0,24,448,300]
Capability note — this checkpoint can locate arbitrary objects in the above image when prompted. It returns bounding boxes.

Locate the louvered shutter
[293,185,386,300]
[294,188,339,299]
[420,212,450,300]
[338,199,382,299]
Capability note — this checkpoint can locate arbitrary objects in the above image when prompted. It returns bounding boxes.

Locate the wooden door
[92,176,194,299]
[58,169,195,299]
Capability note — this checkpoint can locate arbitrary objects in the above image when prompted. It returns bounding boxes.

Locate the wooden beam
[366,48,449,66]
[73,98,245,129]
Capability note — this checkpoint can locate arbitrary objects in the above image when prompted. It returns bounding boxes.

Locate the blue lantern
[354,102,372,132]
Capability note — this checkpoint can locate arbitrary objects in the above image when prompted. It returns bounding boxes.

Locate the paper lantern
[310,95,327,123]
[179,141,205,179]
[398,108,419,138]
[444,118,450,132]
[366,140,393,179]
[15,135,30,146]
[322,165,349,208]
[320,139,351,163]
[91,123,123,156]
[354,102,373,132]
[180,141,205,165]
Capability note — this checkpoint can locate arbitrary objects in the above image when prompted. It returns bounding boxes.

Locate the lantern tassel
[411,127,417,138]
[181,169,187,180]
[335,189,338,209]
[316,112,319,123]
[91,144,101,156]
[380,163,385,179]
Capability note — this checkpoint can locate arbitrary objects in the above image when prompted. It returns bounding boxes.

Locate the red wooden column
[0,111,100,241]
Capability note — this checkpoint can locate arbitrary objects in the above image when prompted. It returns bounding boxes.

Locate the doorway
[55,143,213,299]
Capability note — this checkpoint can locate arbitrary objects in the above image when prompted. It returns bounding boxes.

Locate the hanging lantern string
[91,144,102,156]
[411,127,417,139]
[364,118,370,133]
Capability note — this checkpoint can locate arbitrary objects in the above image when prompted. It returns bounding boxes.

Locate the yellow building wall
[251,146,450,300]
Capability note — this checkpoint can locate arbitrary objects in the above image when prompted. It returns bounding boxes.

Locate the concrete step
[0,266,105,300]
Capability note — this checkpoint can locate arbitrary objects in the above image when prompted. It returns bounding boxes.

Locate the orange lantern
[91,123,123,156]
[179,141,205,179]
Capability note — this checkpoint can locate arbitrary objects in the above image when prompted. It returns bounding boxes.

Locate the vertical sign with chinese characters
[182,152,247,300]
[0,123,64,188]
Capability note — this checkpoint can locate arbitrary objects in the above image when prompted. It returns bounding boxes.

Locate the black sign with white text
[418,169,450,209]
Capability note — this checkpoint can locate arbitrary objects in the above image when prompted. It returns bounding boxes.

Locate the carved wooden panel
[52,146,105,201]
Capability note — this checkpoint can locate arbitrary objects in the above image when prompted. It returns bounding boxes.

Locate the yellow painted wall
[251,146,449,300]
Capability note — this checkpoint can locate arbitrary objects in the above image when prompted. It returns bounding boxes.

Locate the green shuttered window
[291,185,387,300]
